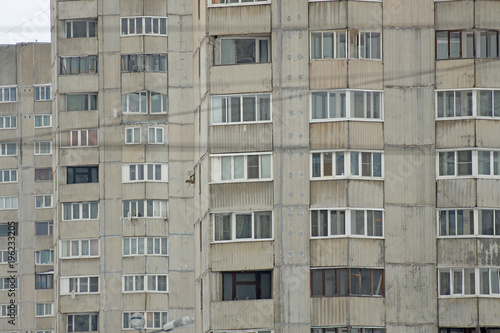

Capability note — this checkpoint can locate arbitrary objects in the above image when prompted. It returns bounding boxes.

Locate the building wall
[0,43,53,333]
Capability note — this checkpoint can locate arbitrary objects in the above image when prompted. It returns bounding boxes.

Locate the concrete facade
[2,0,500,333]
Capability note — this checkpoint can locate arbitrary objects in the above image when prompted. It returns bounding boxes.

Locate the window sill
[211,121,273,126]
[310,118,384,123]
[208,2,271,8]
[212,238,273,244]
[210,179,273,184]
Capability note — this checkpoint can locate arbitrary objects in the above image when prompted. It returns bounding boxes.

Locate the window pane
[311,33,322,59]
[235,214,252,239]
[254,212,272,239]
[215,214,231,241]
[352,210,365,235]
[242,96,256,121]
[331,210,345,235]
[323,33,334,59]
[312,92,327,119]
[437,32,449,59]
[440,270,451,295]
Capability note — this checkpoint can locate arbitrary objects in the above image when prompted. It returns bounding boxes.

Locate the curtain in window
[221,39,236,65]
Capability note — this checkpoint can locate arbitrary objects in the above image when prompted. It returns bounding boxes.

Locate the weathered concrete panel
[59,260,99,276]
[59,183,100,202]
[384,28,435,87]
[310,297,348,326]
[101,16,121,52]
[280,265,310,323]
[104,237,122,272]
[272,30,308,90]
[309,60,348,90]
[477,239,500,266]
[145,72,169,93]
[169,272,194,308]
[59,110,98,130]
[349,121,384,150]
[120,36,145,54]
[476,120,500,147]
[386,324,439,333]
[168,16,193,53]
[60,221,100,239]
[144,36,169,55]
[384,87,435,145]
[437,239,477,266]
[347,1,382,30]
[308,1,347,30]
[209,123,273,153]
[383,0,433,27]
[435,119,475,148]
[385,264,437,324]
[279,149,310,206]
[310,238,349,267]
[310,180,348,208]
[0,45,17,85]
[349,239,385,267]
[121,144,147,163]
[348,180,384,208]
[144,0,168,16]
[385,205,436,264]
[58,38,98,57]
[385,146,435,205]
[120,0,144,16]
[145,182,170,200]
[58,0,98,20]
[121,72,145,94]
[350,297,385,326]
[59,295,100,312]
[438,298,478,327]
[168,123,194,161]
[349,60,383,90]
[479,298,500,325]
[102,53,121,89]
[210,63,272,95]
[210,182,273,210]
[34,43,52,84]
[276,205,310,266]
[59,148,99,166]
[123,257,146,274]
[310,122,348,150]
[58,75,99,94]
[435,60,475,89]
[208,5,271,35]
[169,234,195,271]
[435,0,474,30]
[475,0,500,29]
[477,179,500,208]
[211,300,274,330]
[211,241,274,271]
[476,59,500,88]
[437,179,477,208]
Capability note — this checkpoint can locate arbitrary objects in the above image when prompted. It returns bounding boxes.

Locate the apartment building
[0,43,54,333]
[50,0,194,332]
[192,1,500,333]
[2,0,500,333]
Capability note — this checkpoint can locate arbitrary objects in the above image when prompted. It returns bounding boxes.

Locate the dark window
[60,56,98,75]
[120,54,167,72]
[311,268,384,297]
[36,222,54,235]
[68,314,98,332]
[35,274,53,289]
[67,166,98,184]
[35,168,53,181]
[439,329,477,333]
[222,271,272,301]
[0,223,18,236]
